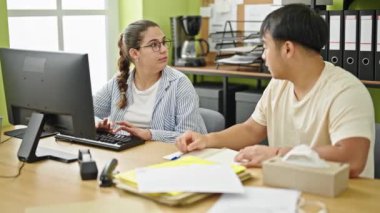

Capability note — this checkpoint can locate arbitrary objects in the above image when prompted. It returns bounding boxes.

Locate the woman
[93,20,207,142]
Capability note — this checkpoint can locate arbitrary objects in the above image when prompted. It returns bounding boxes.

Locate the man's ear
[282,41,295,58]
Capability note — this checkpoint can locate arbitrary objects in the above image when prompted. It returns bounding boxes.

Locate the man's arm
[205,118,267,150]
[313,137,370,178]
[176,117,267,152]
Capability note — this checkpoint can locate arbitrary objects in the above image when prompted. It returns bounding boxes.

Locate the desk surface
[1,132,380,213]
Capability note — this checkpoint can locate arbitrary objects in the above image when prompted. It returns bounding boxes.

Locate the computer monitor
[0,48,97,163]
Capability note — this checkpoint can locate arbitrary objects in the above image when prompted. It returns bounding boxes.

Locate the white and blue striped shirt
[93,66,207,142]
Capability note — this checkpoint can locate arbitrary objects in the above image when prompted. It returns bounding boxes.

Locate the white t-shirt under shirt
[252,62,375,178]
[124,79,161,128]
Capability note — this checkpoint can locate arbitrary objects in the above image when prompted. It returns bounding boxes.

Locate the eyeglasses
[139,40,172,52]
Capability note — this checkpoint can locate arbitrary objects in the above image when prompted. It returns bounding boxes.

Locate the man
[176,4,375,178]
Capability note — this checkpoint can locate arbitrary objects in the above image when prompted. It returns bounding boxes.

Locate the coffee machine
[170,16,209,67]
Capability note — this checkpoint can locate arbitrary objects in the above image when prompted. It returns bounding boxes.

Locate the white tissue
[281,144,329,168]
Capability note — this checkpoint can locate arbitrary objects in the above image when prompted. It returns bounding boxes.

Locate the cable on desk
[0,162,25,179]
[0,136,13,144]
[0,130,25,144]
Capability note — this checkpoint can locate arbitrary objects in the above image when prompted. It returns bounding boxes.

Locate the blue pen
[170,155,180,160]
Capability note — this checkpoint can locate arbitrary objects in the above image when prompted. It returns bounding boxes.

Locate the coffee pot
[181,39,209,59]
[170,15,209,67]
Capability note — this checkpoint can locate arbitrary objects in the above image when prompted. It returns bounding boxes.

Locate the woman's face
[135,26,169,72]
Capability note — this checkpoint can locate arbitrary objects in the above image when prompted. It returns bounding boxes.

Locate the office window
[8,17,59,51]
[62,0,105,10]
[6,0,118,94]
[7,0,56,10]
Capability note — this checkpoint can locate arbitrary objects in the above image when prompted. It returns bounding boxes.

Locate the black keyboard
[55,132,145,151]
[95,132,132,144]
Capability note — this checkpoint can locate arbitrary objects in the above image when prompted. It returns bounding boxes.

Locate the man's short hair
[260,4,328,53]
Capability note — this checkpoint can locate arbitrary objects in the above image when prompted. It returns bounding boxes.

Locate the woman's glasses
[140,40,172,52]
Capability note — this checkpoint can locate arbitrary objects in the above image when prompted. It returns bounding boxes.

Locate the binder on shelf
[343,10,359,77]
[375,10,380,81]
[358,10,375,81]
[328,10,344,67]
[319,10,329,61]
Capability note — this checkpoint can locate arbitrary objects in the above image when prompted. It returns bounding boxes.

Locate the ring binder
[343,10,359,76]
[328,10,344,67]
[358,10,375,80]
[375,10,380,81]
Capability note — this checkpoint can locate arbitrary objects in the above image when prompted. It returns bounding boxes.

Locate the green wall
[119,0,143,31]
[0,0,9,127]
[141,0,201,44]
[118,0,201,40]
[328,0,380,10]
[349,0,380,10]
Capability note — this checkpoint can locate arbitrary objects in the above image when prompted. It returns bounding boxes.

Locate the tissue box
[262,157,349,197]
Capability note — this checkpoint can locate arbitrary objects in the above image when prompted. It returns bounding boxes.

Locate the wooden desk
[1,134,380,212]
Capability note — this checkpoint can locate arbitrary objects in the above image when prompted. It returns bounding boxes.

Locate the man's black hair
[260,4,328,53]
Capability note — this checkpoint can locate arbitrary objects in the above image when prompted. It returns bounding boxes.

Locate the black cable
[0,162,25,178]
[0,130,25,144]
[0,136,13,144]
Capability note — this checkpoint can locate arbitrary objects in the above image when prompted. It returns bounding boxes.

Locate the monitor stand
[17,112,77,163]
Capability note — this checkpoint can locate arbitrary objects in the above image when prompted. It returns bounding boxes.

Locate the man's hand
[114,121,152,141]
[175,130,208,153]
[235,145,279,167]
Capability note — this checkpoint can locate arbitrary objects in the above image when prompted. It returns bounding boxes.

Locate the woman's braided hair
[116,20,159,109]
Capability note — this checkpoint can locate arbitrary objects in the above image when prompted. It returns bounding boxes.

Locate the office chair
[375,123,380,179]
[199,108,225,133]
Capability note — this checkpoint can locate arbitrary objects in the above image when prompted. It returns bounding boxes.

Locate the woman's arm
[151,76,207,142]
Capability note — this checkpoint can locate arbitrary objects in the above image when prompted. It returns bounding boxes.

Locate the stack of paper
[217,54,261,64]
[114,155,252,206]
[136,163,244,193]
[219,45,258,53]
[208,187,301,213]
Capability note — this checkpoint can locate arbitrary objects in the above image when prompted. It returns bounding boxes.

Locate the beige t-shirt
[252,62,375,178]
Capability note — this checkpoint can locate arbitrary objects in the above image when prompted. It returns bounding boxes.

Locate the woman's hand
[234,145,279,167]
[95,118,114,133]
[114,121,152,141]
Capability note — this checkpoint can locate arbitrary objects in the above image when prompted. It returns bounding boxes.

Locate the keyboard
[55,132,145,151]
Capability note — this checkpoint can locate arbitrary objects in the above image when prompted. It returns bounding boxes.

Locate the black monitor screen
[0,48,97,139]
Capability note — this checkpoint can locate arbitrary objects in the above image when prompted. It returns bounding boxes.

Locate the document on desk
[216,54,261,64]
[163,148,240,165]
[208,186,301,213]
[136,164,244,194]
[219,45,258,53]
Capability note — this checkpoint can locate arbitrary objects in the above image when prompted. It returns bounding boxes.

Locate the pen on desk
[170,155,181,161]
[163,151,184,161]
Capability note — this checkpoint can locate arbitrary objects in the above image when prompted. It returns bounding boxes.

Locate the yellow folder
[114,156,251,206]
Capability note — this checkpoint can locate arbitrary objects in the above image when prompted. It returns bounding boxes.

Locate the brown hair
[117,20,159,109]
